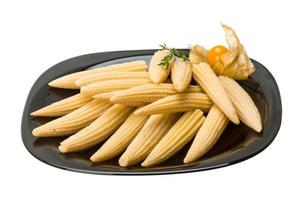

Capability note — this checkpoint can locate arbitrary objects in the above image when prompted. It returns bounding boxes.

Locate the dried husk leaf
[214,23,255,80]
[189,45,208,64]
[220,47,239,66]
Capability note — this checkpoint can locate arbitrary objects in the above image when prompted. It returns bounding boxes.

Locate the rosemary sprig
[158,44,189,69]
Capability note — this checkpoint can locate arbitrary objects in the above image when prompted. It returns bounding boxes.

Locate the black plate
[21,50,282,175]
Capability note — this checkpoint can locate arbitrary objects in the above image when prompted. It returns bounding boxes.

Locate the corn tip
[174,86,186,93]
[80,86,88,94]
[30,111,39,116]
[183,156,192,164]
[253,123,262,133]
[90,151,107,162]
[48,80,56,87]
[90,154,98,162]
[119,157,130,167]
[30,109,47,116]
[150,77,161,84]
[75,80,82,87]
[231,112,240,125]
[58,145,68,153]
[32,128,39,137]
[32,126,52,137]
[141,161,149,167]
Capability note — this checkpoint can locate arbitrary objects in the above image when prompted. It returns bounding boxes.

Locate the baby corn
[192,63,239,124]
[219,76,262,132]
[48,60,147,89]
[31,93,92,117]
[134,93,212,115]
[90,110,149,162]
[59,104,134,153]
[119,113,179,167]
[32,100,112,137]
[171,60,192,92]
[80,78,152,96]
[184,105,229,163]
[93,91,121,100]
[75,71,149,87]
[110,83,203,106]
[149,50,174,83]
[142,110,205,167]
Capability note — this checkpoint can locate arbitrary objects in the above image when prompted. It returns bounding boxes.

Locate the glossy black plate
[21,50,282,175]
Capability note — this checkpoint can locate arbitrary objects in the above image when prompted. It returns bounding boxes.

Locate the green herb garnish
[158,44,189,69]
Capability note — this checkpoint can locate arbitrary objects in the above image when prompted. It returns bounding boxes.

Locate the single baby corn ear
[192,63,240,124]
[134,93,212,116]
[142,110,205,167]
[75,71,149,87]
[31,93,92,117]
[119,113,179,167]
[149,50,174,83]
[80,78,152,96]
[184,105,229,164]
[171,60,192,92]
[58,104,134,153]
[219,76,262,132]
[48,60,147,89]
[48,72,86,89]
[110,83,203,106]
[32,100,112,137]
[90,109,149,163]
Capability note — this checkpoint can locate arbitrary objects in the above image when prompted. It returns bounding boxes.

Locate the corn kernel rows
[31,54,262,167]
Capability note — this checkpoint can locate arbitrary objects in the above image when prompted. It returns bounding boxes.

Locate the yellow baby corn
[134,93,213,115]
[192,63,239,124]
[80,78,152,96]
[142,110,205,167]
[48,60,147,89]
[92,91,121,100]
[75,71,149,87]
[90,110,149,162]
[110,83,203,106]
[184,105,229,164]
[171,60,192,92]
[149,50,174,83]
[219,76,262,132]
[32,100,112,137]
[59,104,134,153]
[119,113,179,167]
[31,93,92,117]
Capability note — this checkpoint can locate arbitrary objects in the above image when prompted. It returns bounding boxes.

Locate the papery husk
[213,24,255,80]
[189,45,208,64]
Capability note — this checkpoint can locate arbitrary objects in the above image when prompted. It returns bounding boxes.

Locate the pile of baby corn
[31,24,262,167]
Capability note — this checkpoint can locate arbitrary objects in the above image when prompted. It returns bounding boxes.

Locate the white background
[0,0,298,199]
